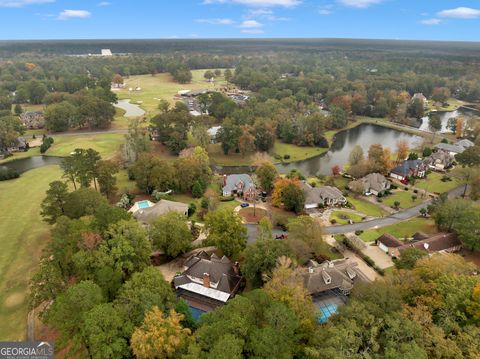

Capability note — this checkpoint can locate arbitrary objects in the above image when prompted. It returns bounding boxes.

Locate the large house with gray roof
[173,251,243,313]
[390,159,426,181]
[222,174,256,201]
[301,182,347,209]
[423,149,455,172]
[349,173,391,196]
[435,139,474,156]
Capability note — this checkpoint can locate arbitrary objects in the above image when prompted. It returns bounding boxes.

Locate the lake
[419,107,478,133]
[113,99,145,117]
[0,156,63,173]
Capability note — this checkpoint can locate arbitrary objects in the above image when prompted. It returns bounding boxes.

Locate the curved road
[325,185,466,235]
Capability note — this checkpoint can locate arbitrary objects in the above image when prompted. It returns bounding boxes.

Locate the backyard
[358,217,438,242]
[382,190,423,209]
[414,172,460,194]
[330,210,363,225]
[347,196,386,217]
[0,165,63,340]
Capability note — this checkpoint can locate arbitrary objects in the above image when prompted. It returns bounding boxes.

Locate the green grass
[115,169,138,195]
[0,165,63,340]
[414,172,460,194]
[0,148,42,164]
[270,142,328,164]
[382,190,423,209]
[116,70,228,116]
[330,211,363,225]
[347,197,386,217]
[358,217,438,242]
[48,133,125,158]
[207,143,259,166]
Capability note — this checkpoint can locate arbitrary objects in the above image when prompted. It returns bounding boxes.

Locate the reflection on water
[0,156,63,173]
[419,107,478,133]
[276,123,423,177]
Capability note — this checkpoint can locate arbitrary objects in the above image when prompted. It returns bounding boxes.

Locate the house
[390,233,462,257]
[131,199,188,223]
[222,174,256,201]
[207,126,221,143]
[7,137,28,153]
[301,182,347,209]
[376,233,403,255]
[412,232,429,241]
[412,93,428,106]
[390,160,426,181]
[350,173,391,196]
[423,150,454,171]
[173,251,243,313]
[19,111,44,129]
[435,139,474,156]
[101,49,113,56]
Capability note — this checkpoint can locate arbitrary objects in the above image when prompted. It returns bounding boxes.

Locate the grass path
[0,165,62,340]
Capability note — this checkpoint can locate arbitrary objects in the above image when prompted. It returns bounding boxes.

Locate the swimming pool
[188,305,207,321]
[318,303,338,323]
[137,200,151,209]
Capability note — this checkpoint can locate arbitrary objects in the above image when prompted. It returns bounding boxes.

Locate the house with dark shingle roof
[423,149,454,172]
[173,251,243,312]
[376,233,403,255]
[222,174,256,201]
[301,182,346,209]
[390,233,462,258]
[390,159,426,181]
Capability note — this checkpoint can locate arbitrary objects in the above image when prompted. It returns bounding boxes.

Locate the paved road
[325,185,466,235]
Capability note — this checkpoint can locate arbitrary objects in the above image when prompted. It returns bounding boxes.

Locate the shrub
[377,198,383,203]
[0,167,20,181]
[188,203,196,216]
[355,230,364,235]
[200,197,209,209]
[127,168,136,180]
[220,195,234,202]
[39,136,54,154]
[411,195,417,201]
[413,189,418,194]
[283,154,290,160]
[404,187,409,191]
[330,219,337,224]
[377,192,383,198]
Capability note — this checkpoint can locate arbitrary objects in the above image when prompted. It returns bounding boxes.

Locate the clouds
[58,9,91,20]
[0,0,53,7]
[337,0,383,9]
[203,0,300,7]
[420,18,441,26]
[438,7,480,19]
[196,18,235,25]
[97,1,111,6]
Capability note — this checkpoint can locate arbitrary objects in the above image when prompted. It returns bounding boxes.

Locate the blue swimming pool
[137,200,151,209]
[188,306,207,321]
[318,304,338,323]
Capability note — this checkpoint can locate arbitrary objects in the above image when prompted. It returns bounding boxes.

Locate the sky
[1,0,480,41]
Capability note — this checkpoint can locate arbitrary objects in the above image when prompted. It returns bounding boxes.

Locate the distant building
[130,199,188,223]
[19,111,44,129]
[412,93,428,106]
[390,160,426,181]
[423,150,454,172]
[207,126,221,143]
[301,182,347,209]
[222,174,256,201]
[173,251,243,313]
[349,173,391,196]
[435,139,474,156]
[101,49,113,56]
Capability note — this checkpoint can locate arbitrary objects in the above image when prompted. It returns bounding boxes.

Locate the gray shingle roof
[301,182,345,204]
[435,143,465,154]
[398,233,462,253]
[222,174,255,194]
[133,199,188,223]
[302,260,361,295]
[391,160,425,177]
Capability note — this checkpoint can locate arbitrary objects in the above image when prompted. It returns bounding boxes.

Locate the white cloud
[421,18,441,25]
[203,0,300,7]
[337,0,383,8]
[241,29,264,33]
[245,8,289,21]
[196,18,235,25]
[0,0,53,7]
[319,9,332,15]
[240,19,263,27]
[438,7,480,19]
[57,9,91,20]
[97,1,111,6]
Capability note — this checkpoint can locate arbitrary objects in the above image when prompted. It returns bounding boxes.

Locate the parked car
[240,203,250,208]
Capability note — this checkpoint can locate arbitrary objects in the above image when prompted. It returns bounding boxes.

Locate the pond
[113,99,146,117]
[276,123,423,177]
[419,107,478,133]
[0,156,63,173]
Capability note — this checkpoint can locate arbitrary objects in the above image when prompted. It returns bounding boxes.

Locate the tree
[348,145,364,166]
[256,217,273,241]
[368,143,390,174]
[238,129,256,157]
[408,98,425,118]
[433,199,472,231]
[82,303,129,359]
[329,105,348,129]
[122,118,151,163]
[131,308,191,359]
[114,267,176,330]
[331,165,341,176]
[281,182,305,213]
[191,123,210,148]
[14,103,23,115]
[0,115,24,154]
[29,258,65,309]
[96,160,119,198]
[242,239,293,287]
[255,161,278,192]
[453,205,480,251]
[253,121,276,152]
[224,68,233,82]
[64,188,108,219]
[112,74,124,87]
[287,216,328,263]
[204,208,247,258]
[204,70,214,80]
[217,121,241,155]
[132,153,175,194]
[150,212,192,258]
[395,248,428,270]
[99,220,152,278]
[456,146,480,167]
[41,180,69,224]
[396,140,409,163]
[44,281,105,355]
[456,117,465,138]
[428,115,442,143]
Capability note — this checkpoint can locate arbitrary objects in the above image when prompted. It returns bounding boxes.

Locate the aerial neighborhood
[0,36,479,358]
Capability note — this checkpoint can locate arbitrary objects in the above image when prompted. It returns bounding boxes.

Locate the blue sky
[1,0,480,41]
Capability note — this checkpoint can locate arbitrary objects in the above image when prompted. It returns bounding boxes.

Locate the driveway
[325,185,465,235]
[361,243,394,269]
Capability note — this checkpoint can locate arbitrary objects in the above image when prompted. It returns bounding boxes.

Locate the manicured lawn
[48,133,125,158]
[382,190,423,209]
[414,172,460,194]
[116,70,228,116]
[238,207,268,223]
[207,143,258,166]
[115,169,138,195]
[347,197,386,217]
[270,141,328,164]
[358,217,438,242]
[0,165,63,340]
[330,211,363,225]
